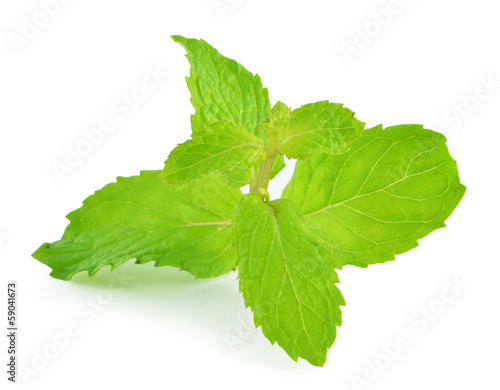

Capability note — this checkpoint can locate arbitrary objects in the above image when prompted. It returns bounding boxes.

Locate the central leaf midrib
[269,206,319,358]
[303,161,448,218]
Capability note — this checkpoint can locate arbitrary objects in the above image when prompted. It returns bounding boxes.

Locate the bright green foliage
[283,125,466,268]
[233,195,344,366]
[266,101,365,159]
[32,171,241,280]
[32,35,466,367]
[172,35,285,187]
[172,35,270,140]
[270,154,286,179]
[159,120,266,185]
[262,101,292,139]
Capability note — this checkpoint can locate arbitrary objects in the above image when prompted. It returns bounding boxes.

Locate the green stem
[252,139,278,200]
[253,156,274,194]
[249,166,257,191]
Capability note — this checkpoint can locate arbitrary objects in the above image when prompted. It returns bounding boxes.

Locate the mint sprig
[32,36,465,366]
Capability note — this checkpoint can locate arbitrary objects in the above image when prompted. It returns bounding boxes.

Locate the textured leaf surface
[233,195,344,366]
[33,171,241,280]
[275,101,365,159]
[262,101,292,139]
[173,35,270,141]
[270,154,286,180]
[283,124,466,268]
[159,121,266,184]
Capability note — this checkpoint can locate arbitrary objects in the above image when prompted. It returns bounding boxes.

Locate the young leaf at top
[262,101,293,139]
[283,124,466,268]
[33,171,241,280]
[263,100,365,160]
[159,120,266,185]
[172,35,270,140]
[173,35,286,186]
[233,194,345,366]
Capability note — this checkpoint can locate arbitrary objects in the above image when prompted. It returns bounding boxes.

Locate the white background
[1,0,499,389]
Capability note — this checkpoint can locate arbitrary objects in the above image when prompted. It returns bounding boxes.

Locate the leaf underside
[283,124,466,268]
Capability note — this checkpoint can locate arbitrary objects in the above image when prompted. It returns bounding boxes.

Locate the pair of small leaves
[160,99,365,188]
[161,37,365,188]
[32,35,465,367]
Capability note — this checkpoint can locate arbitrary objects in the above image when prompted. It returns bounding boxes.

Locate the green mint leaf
[223,167,256,189]
[283,124,466,268]
[262,101,292,139]
[272,101,365,159]
[172,35,270,140]
[233,194,344,366]
[32,171,241,280]
[270,153,286,180]
[159,120,266,185]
